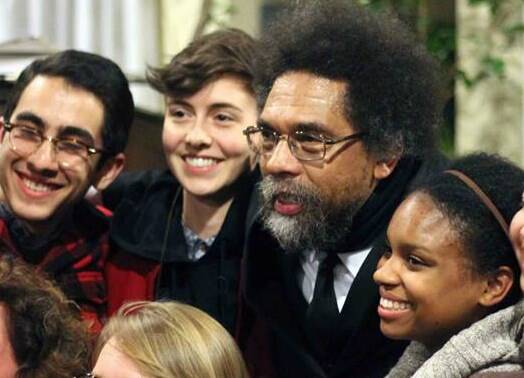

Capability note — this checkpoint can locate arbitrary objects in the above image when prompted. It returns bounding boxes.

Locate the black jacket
[241,154,449,378]
[105,169,259,334]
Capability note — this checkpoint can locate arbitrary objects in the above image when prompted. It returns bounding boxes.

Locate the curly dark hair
[147,28,258,98]
[0,254,91,377]
[415,153,524,308]
[255,0,443,160]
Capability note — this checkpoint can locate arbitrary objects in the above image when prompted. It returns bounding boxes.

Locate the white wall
[0,0,163,112]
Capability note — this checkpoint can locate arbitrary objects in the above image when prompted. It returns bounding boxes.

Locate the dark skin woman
[375,153,524,377]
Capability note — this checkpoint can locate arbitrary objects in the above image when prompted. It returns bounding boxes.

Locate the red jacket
[104,249,160,316]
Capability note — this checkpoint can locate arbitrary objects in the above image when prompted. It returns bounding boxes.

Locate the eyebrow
[208,102,243,112]
[60,126,95,145]
[167,98,191,108]
[295,122,329,134]
[395,241,433,256]
[14,111,45,129]
[14,111,96,145]
[257,119,330,135]
[256,119,275,130]
[168,99,242,113]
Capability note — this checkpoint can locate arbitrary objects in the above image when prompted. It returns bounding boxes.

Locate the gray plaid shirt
[182,225,216,261]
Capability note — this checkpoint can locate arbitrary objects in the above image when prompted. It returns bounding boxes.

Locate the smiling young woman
[374,153,524,377]
[103,29,260,336]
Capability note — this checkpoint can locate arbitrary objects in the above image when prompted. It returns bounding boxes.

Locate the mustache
[258,175,321,205]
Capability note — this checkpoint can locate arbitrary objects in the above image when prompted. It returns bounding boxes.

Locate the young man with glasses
[240,1,448,377]
[0,50,133,332]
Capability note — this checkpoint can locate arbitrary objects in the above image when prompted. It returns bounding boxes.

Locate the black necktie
[305,253,340,359]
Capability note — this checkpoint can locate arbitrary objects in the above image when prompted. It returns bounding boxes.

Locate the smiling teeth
[22,178,55,193]
[380,298,411,311]
[186,157,218,167]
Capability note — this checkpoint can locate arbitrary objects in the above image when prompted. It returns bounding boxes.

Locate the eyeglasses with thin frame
[3,122,105,166]
[242,125,367,161]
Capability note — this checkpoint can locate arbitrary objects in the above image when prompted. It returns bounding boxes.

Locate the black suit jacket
[242,221,406,378]
[240,154,449,378]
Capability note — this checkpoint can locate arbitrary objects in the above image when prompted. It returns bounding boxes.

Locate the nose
[373,254,401,287]
[26,139,59,175]
[184,118,212,148]
[262,138,302,177]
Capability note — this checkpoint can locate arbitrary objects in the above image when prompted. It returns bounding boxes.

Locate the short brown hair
[147,28,258,98]
[0,254,91,377]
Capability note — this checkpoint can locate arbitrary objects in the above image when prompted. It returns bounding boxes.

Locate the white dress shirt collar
[299,248,372,312]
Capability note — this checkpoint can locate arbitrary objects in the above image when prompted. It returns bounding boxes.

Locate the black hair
[415,153,524,308]
[255,0,443,160]
[4,50,134,158]
[148,28,258,98]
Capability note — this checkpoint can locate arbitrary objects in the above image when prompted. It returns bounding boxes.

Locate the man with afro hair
[240,1,447,377]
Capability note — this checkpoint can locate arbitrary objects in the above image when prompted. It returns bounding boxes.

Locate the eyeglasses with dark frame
[3,122,105,166]
[242,125,367,161]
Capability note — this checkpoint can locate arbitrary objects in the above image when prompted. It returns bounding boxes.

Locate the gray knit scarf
[386,299,524,378]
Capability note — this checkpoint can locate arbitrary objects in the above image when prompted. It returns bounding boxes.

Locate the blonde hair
[94,301,249,378]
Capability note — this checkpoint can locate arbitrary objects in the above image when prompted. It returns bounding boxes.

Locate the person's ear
[373,158,399,180]
[478,266,514,307]
[93,153,125,191]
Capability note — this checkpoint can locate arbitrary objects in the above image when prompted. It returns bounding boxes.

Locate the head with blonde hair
[93,301,249,378]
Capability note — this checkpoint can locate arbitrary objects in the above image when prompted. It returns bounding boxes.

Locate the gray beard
[259,175,365,253]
